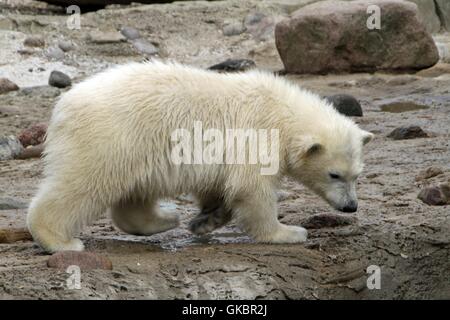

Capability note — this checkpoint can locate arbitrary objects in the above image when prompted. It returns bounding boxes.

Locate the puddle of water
[379,102,430,113]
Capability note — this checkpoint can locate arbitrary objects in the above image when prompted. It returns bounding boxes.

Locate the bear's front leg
[232,192,307,244]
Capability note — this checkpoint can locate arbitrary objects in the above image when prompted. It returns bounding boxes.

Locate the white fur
[27,61,372,252]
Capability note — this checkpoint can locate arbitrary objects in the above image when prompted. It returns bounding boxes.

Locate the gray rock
[45,46,65,60]
[0,78,19,94]
[57,40,75,52]
[0,197,27,210]
[244,12,266,27]
[418,185,448,205]
[0,106,20,117]
[120,26,141,40]
[48,70,71,88]
[387,126,429,140]
[131,38,158,55]
[325,94,363,117]
[23,35,45,48]
[208,59,256,72]
[20,86,60,98]
[275,0,439,74]
[223,22,246,36]
[0,136,24,161]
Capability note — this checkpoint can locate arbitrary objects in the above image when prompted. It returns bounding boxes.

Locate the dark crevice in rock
[433,0,447,32]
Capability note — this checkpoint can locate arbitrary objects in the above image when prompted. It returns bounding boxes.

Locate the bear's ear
[361,130,374,145]
[305,142,324,156]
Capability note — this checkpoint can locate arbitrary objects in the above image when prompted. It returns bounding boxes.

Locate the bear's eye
[329,173,341,180]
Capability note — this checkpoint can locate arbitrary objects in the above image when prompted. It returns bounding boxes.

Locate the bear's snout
[341,200,358,213]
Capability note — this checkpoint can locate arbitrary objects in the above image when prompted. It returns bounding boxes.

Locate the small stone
[45,47,65,60]
[58,40,74,52]
[0,228,32,243]
[0,78,19,94]
[244,12,266,27]
[415,166,444,181]
[0,105,20,117]
[0,136,23,161]
[0,197,27,210]
[277,190,294,202]
[131,39,158,55]
[23,36,45,48]
[20,86,60,98]
[208,59,256,72]
[418,186,448,206]
[223,22,246,36]
[120,26,141,40]
[88,31,126,44]
[302,213,357,229]
[48,71,71,88]
[387,126,429,140]
[17,124,47,147]
[15,144,44,160]
[47,251,113,270]
[325,94,363,117]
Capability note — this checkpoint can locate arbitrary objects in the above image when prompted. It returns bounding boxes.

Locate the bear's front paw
[262,224,308,244]
[45,238,85,253]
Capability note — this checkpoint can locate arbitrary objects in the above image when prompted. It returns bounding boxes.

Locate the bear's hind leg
[111,199,179,236]
[232,192,308,244]
[27,181,105,253]
[189,195,233,235]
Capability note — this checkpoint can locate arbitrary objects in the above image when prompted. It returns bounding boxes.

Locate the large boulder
[275,0,440,74]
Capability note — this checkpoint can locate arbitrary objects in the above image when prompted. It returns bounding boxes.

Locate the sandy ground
[0,0,449,299]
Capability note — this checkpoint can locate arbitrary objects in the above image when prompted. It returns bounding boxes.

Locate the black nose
[342,202,358,213]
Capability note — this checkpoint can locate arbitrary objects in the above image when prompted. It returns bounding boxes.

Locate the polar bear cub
[27,61,373,253]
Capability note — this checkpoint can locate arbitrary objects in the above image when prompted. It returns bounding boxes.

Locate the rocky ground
[0,0,449,299]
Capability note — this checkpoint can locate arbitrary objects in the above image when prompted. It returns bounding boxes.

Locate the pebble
[415,167,444,181]
[48,70,71,88]
[223,22,246,36]
[120,26,141,40]
[58,40,75,52]
[387,126,429,140]
[15,144,44,160]
[0,197,27,210]
[325,94,363,117]
[45,46,65,60]
[418,185,449,206]
[47,251,113,270]
[17,123,47,147]
[0,78,19,94]
[0,136,23,160]
[208,59,256,72]
[302,213,357,229]
[0,228,32,243]
[0,105,20,117]
[131,38,158,55]
[23,35,45,47]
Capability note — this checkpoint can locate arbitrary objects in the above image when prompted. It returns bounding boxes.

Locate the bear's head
[288,123,374,213]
